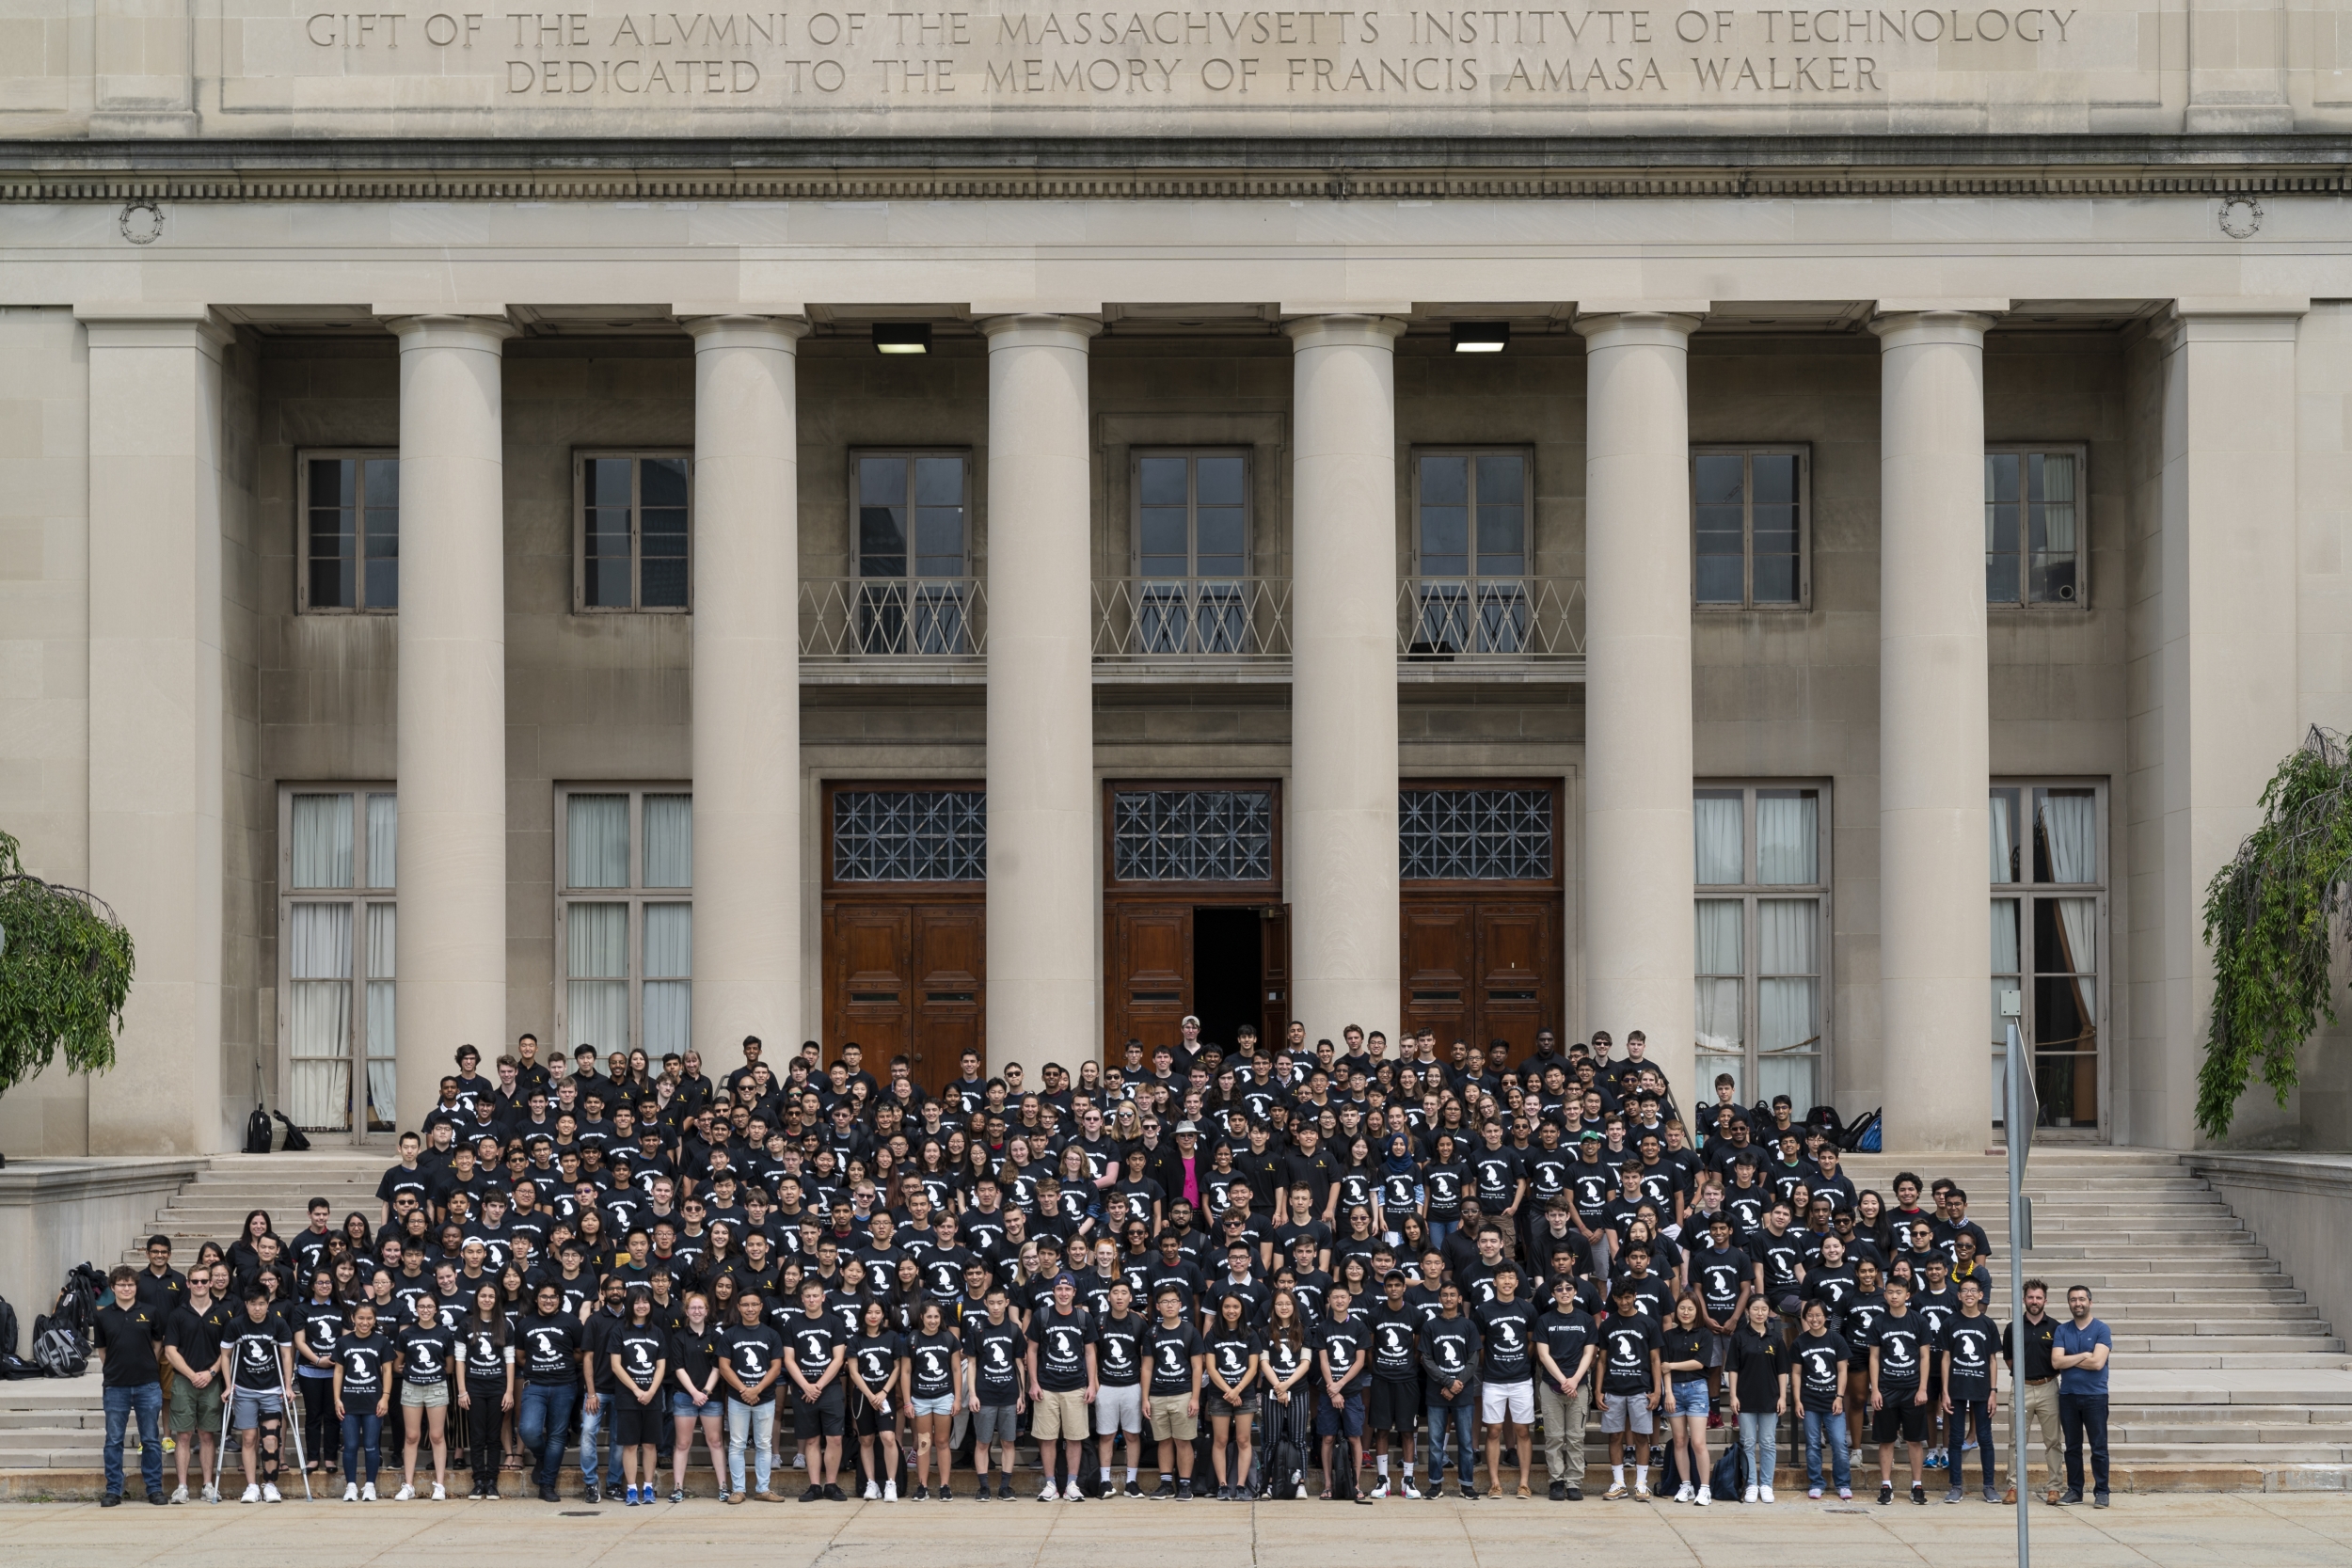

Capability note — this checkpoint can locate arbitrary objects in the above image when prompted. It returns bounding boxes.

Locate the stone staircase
[2,1147,2346,1497]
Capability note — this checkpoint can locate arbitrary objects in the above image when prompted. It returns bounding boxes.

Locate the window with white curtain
[1991,782,2105,1130]
[1985,445,2085,607]
[279,786,398,1137]
[1694,784,1829,1112]
[557,786,693,1060]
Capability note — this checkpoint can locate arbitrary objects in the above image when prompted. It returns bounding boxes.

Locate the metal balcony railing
[800,578,985,661]
[1398,576,1586,662]
[1093,577,1292,664]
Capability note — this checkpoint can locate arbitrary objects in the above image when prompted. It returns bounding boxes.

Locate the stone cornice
[3,134,2349,201]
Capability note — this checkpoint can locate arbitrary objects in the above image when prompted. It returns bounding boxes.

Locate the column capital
[378,310,517,349]
[73,304,232,355]
[1867,305,2003,346]
[980,313,1101,351]
[681,313,811,351]
[2163,298,2308,350]
[1282,313,1406,351]
[1572,309,1703,347]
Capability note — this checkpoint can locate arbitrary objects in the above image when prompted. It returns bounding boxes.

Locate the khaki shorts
[169,1373,224,1434]
[1149,1392,1199,1443]
[400,1382,451,1409]
[1030,1386,1089,1441]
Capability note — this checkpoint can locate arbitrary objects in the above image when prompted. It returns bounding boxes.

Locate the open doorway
[1189,907,1263,1056]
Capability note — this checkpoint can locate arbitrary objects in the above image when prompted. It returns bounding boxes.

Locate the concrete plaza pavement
[3,1491,2347,1568]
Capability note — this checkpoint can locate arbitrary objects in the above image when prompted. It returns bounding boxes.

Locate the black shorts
[1368,1377,1421,1435]
[848,1394,887,1437]
[794,1382,847,1439]
[612,1396,663,1447]
[1874,1395,1930,1443]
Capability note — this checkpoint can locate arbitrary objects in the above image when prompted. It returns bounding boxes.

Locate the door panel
[1260,903,1292,1051]
[1475,901,1555,1061]
[913,905,985,1098]
[1400,892,1563,1057]
[1401,899,1472,1041]
[822,897,984,1098]
[1107,903,1192,1055]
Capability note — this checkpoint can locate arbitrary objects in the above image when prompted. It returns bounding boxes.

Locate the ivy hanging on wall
[0,830,135,1121]
[2200,727,2352,1139]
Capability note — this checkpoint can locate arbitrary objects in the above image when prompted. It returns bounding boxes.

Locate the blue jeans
[1424,1402,1475,1482]
[103,1383,164,1497]
[1950,1399,1996,1489]
[1803,1408,1850,1491]
[1737,1409,1778,1490]
[2059,1392,2109,1497]
[579,1390,625,1490]
[1427,1220,1457,1252]
[341,1408,384,1482]
[726,1397,776,1496]
[518,1383,577,1489]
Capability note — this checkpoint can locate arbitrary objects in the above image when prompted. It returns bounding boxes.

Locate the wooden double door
[1104,900,1290,1060]
[821,897,983,1099]
[1399,893,1563,1060]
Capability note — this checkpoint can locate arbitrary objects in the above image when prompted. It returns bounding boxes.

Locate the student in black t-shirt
[1660,1292,1717,1506]
[392,1293,456,1500]
[785,1278,848,1500]
[1938,1277,2002,1504]
[1723,1294,1788,1504]
[717,1291,785,1502]
[961,1285,1025,1499]
[903,1299,962,1499]
[845,1298,904,1502]
[669,1291,725,1503]
[330,1301,394,1500]
[609,1289,669,1505]
[1867,1275,1931,1506]
[1792,1298,1853,1500]
[92,1266,167,1507]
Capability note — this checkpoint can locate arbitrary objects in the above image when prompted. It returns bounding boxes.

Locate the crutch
[277,1356,315,1499]
[216,1368,236,1494]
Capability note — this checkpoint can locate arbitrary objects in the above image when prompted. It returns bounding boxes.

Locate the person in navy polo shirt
[2051,1284,2113,1508]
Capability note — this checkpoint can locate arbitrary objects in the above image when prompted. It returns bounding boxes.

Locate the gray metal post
[2007,1018,2032,1568]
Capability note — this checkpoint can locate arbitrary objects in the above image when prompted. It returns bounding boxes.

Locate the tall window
[1985,446,2084,607]
[280,787,397,1136]
[577,451,691,611]
[558,787,692,1058]
[1692,448,1805,607]
[1694,784,1829,1109]
[300,452,399,612]
[1136,451,1250,652]
[855,452,971,653]
[1412,451,1530,653]
[1991,783,2104,1128]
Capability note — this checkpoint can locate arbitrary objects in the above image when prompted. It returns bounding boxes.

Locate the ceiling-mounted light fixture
[1451,321,1509,354]
[872,323,931,356]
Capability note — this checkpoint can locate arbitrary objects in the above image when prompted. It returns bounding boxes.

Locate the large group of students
[86,1020,2120,1513]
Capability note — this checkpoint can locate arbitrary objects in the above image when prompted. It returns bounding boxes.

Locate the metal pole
[2007,1021,2031,1568]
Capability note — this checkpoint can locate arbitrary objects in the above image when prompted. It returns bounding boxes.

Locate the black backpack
[274,1111,312,1152]
[28,1314,87,1378]
[244,1101,274,1153]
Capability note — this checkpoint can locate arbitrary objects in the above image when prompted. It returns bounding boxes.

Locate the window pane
[1420,453,1467,505]
[1195,506,1246,576]
[362,457,400,610]
[364,904,396,1132]
[585,457,635,610]
[1988,788,2022,883]
[291,793,355,889]
[364,793,397,889]
[1398,787,1553,880]
[1139,456,1189,507]
[1139,507,1190,575]
[1984,452,2023,604]
[288,902,354,1132]
[644,794,692,888]
[1473,453,1525,577]
[308,458,358,610]
[1693,455,1747,604]
[1758,897,1818,976]
[567,902,629,1053]
[1757,1053,1817,1112]
[2027,452,2079,605]
[640,457,690,609]
[566,794,630,888]
[858,457,908,578]
[1197,456,1245,507]
[832,789,987,881]
[1990,897,2022,1046]
[644,902,692,979]
[913,457,966,578]
[2033,787,2098,883]
[1694,899,1744,975]
[1751,455,1801,604]
[1755,790,1819,884]
[1693,791,1744,884]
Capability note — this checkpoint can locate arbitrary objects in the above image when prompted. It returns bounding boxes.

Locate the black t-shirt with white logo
[1315,1314,1368,1393]
[335,1332,392,1402]
[394,1323,457,1388]
[1094,1311,1144,1388]
[1145,1323,1203,1397]
[1205,1329,1260,1391]
[1027,1307,1096,1393]
[1793,1329,1851,1412]
[613,1323,668,1394]
[1868,1310,1928,1391]
[963,1317,1025,1404]
[516,1313,581,1385]
[1692,1246,1751,1321]
[229,1314,293,1392]
[1535,1307,1597,1386]
[717,1323,784,1390]
[1598,1314,1661,1396]
[1421,1315,1478,1399]
[1941,1315,1999,1402]
[908,1331,959,1402]
[1473,1299,1536,1384]
[787,1312,841,1384]
[1366,1304,1421,1382]
[458,1319,507,1381]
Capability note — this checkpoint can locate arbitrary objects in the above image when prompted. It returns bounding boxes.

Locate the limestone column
[1575,310,1701,1101]
[1872,309,1997,1151]
[2146,304,2303,1147]
[81,307,230,1154]
[1286,315,1406,1039]
[983,315,1099,1079]
[684,315,808,1070]
[388,313,515,1133]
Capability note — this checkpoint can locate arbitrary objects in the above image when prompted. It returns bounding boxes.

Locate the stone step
[2122,1352,2352,1370]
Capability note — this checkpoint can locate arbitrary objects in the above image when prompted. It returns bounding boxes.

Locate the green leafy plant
[2200,727,2352,1139]
[0,830,135,1116]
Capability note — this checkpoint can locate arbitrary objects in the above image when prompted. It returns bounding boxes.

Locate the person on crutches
[226,1286,295,1503]
[277,1336,317,1500]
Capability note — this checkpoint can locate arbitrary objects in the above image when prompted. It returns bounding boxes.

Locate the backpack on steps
[28,1317,87,1378]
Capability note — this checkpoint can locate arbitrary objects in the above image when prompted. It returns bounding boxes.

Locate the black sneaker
[800,1485,822,1502]
[938,1483,953,1499]
[1549,1481,1567,1501]
[2060,1489,2084,1504]
[1913,1484,1928,1506]
[822,1483,846,1502]
[1425,1479,1446,1498]
[1125,1480,1143,1497]
[583,1483,602,1505]
[997,1481,1014,1500]
[539,1484,560,1502]
[1462,1482,1480,1499]
[485,1486,502,1500]
[1879,1481,1894,1505]
[148,1491,168,1507]
[1175,1480,1192,1499]
[1152,1480,1176,1498]
[101,1494,122,1509]
[1565,1485,1583,1501]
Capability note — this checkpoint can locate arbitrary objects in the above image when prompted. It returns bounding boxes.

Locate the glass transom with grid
[1112,790,1275,882]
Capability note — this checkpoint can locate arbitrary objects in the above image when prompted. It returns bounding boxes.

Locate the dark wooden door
[1399,893,1561,1057]
[1260,903,1292,1051]
[824,899,985,1099]
[1106,903,1192,1057]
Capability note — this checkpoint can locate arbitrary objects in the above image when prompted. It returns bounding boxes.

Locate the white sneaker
[1694,1488,1711,1507]
[343,1482,358,1501]
[361,1482,377,1502]
[170,1485,189,1505]
[1040,1481,1058,1502]
[1759,1485,1775,1504]
[394,1483,417,1501]
[1403,1479,1422,1498]
[883,1480,898,1501]
[1063,1481,1085,1501]
[1634,1483,1652,1500]
[1372,1480,1390,1498]
[1743,1484,1759,1504]
[201,1483,220,1504]
[262,1482,282,1504]
[240,1484,261,1504]
[431,1482,446,1501]
[864,1480,881,1500]
[1675,1482,1694,1503]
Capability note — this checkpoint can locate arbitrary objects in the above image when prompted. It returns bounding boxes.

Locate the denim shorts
[911,1394,956,1418]
[1670,1379,1710,1418]
[673,1390,721,1419]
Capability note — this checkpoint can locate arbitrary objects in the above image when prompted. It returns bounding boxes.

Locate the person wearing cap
[1025,1273,1099,1500]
